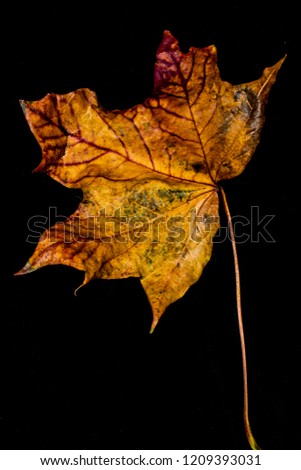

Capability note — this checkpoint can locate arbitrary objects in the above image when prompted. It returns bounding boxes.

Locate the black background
[1,2,299,450]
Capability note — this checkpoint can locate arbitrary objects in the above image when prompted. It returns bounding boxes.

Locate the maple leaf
[18,31,284,333]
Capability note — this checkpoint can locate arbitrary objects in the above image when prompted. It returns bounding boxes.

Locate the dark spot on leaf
[222,162,233,170]
[234,90,243,101]
[192,162,204,172]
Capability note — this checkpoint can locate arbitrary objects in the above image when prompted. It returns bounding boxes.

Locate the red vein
[26,95,219,188]
[123,114,156,170]
[190,55,209,108]
[96,112,131,161]
[173,57,215,185]
[155,101,192,121]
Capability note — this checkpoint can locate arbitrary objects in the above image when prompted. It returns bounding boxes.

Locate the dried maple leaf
[18,31,283,330]
[17,30,284,449]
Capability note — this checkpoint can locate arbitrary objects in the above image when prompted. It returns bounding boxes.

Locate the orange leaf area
[18,31,284,330]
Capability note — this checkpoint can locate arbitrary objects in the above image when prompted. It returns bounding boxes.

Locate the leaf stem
[220,187,261,450]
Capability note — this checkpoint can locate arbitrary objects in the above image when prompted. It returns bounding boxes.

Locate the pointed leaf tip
[14,262,34,276]
[158,30,179,54]
[256,54,286,99]
[19,99,27,115]
[149,318,158,334]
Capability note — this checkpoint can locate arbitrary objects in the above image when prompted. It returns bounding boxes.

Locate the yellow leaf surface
[18,31,284,331]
